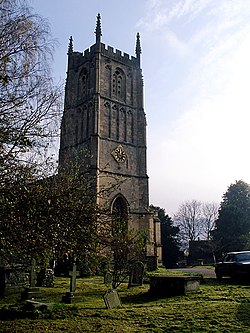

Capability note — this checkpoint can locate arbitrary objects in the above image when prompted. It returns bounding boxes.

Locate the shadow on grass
[121,291,169,305]
[237,302,250,327]
[216,277,250,286]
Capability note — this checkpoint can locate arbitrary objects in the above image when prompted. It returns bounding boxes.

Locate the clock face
[112,145,127,163]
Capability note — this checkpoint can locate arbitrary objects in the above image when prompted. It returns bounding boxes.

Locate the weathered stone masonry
[59,14,161,269]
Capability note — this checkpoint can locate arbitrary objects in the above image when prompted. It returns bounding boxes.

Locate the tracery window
[112,68,125,100]
[111,195,128,234]
[79,68,88,98]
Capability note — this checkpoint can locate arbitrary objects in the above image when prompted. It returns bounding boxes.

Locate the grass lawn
[1,269,250,332]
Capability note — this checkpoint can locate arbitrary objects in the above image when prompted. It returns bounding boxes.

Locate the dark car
[215,251,250,280]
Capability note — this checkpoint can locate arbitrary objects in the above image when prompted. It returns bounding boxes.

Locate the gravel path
[168,267,216,278]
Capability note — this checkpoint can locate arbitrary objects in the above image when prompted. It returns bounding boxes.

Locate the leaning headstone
[62,262,81,304]
[103,289,122,309]
[26,300,53,310]
[128,261,145,287]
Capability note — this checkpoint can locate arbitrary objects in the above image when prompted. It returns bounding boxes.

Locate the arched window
[127,110,134,143]
[111,195,128,234]
[123,108,127,142]
[104,102,111,138]
[112,196,128,217]
[79,68,88,98]
[112,68,125,100]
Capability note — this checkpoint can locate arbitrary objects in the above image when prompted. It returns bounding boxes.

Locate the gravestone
[43,269,54,287]
[29,258,37,287]
[0,265,27,297]
[22,259,42,301]
[104,271,113,286]
[103,289,122,309]
[69,262,80,293]
[4,268,27,287]
[62,262,81,304]
[36,268,54,287]
[128,261,145,287]
[148,275,202,297]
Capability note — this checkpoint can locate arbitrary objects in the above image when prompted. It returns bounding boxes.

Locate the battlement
[72,42,139,67]
[101,44,138,65]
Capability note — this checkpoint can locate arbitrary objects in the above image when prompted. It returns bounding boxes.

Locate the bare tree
[174,200,219,247]
[0,0,62,185]
[173,200,204,247]
[202,202,219,240]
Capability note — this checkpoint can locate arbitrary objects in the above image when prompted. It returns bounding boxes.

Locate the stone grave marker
[4,268,27,287]
[43,269,54,287]
[148,275,202,297]
[36,268,54,287]
[103,289,122,309]
[104,271,113,286]
[128,261,145,287]
[0,265,27,297]
[69,262,80,293]
[22,259,42,301]
[30,258,37,287]
[62,261,81,304]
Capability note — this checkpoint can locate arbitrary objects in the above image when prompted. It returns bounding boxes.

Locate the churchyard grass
[1,272,250,332]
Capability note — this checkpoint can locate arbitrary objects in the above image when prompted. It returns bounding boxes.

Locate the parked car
[215,251,250,280]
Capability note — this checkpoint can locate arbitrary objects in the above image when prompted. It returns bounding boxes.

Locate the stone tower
[59,14,161,269]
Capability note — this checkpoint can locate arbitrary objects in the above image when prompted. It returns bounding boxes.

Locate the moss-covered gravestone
[103,289,122,309]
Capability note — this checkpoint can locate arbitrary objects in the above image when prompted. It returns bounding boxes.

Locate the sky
[31,0,250,216]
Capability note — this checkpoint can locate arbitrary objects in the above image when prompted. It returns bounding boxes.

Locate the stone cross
[69,262,80,293]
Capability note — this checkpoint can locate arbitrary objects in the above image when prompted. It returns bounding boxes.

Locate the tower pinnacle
[135,32,142,57]
[95,13,102,44]
[67,36,73,55]
[135,32,142,66]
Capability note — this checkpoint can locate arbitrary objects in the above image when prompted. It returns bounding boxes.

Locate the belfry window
[112,69,125,100]
[79,68,88,98]
[82,76,87,95]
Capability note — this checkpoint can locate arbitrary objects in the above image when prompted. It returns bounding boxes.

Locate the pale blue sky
[32,0,250,215]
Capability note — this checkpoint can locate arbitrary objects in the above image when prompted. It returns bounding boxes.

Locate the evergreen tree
[213,180,250,254]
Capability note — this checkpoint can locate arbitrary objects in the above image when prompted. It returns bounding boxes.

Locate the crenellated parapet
[100,43,139,67]
[68,42,140,68]
[67,13,141,71]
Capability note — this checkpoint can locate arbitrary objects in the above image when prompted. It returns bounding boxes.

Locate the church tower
[59,14,161,269]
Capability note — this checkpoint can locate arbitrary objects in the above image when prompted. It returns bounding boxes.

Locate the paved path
[168,267,216,278]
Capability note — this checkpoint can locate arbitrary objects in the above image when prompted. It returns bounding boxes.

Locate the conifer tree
[213,180,250,254]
